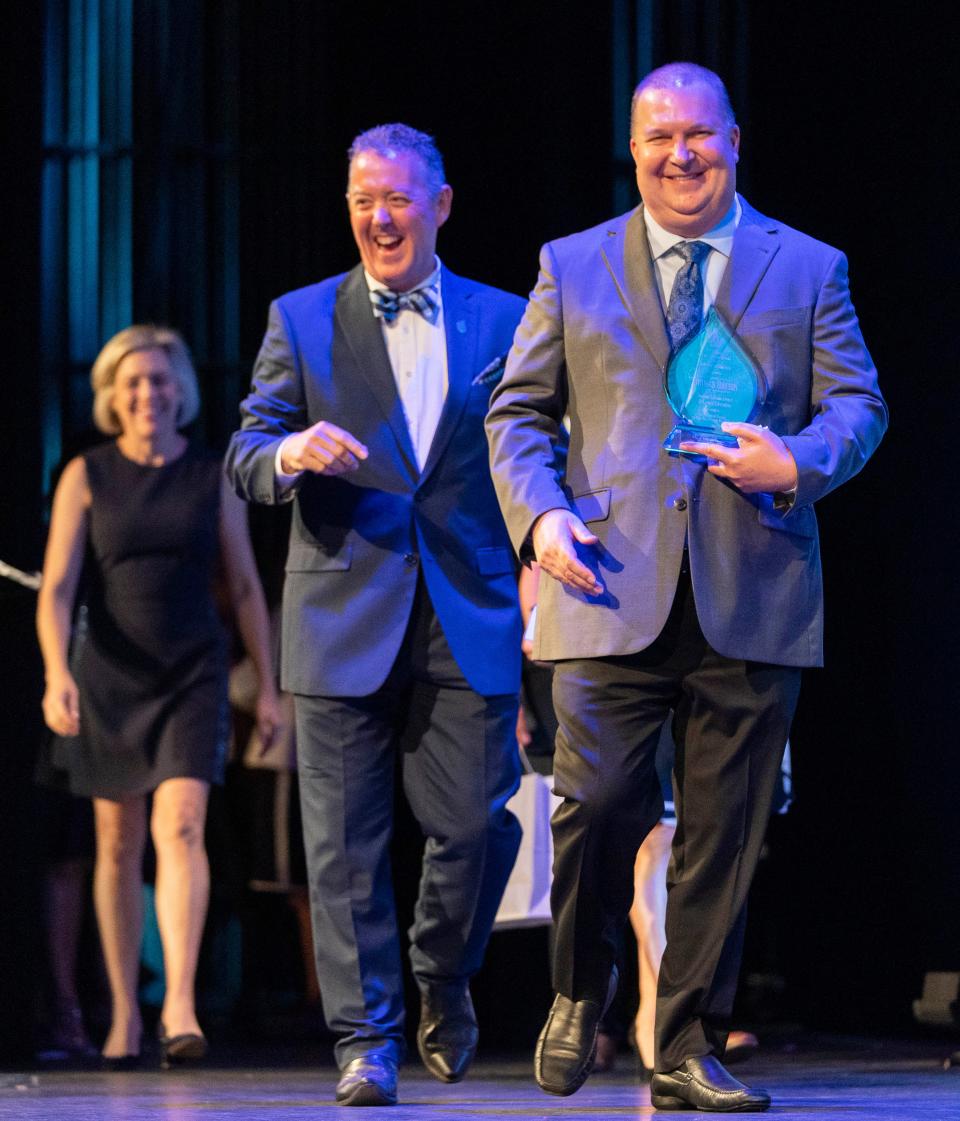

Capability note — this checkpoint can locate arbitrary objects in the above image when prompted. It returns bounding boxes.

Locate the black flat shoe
[158,1023,207,1068]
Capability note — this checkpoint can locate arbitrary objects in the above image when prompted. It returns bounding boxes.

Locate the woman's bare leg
[628,821,675,1070]
[151,778,209,1039]
[93,796,147,1057]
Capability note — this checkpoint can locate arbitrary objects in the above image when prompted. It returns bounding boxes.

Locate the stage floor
[2,1037,958,1119]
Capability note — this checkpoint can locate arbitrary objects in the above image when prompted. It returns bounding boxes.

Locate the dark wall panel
[746,2,959,1027]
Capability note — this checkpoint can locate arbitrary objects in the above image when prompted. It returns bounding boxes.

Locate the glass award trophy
[662,307,765,455]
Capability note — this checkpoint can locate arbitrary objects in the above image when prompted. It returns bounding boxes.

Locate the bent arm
[486,242,572,560]
[781,250,888,505]
[36,457,90,735]
[225,299,309,505]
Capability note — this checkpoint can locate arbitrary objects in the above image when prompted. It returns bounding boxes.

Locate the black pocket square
[471,353,508,387]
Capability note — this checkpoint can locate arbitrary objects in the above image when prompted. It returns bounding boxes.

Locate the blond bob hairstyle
[90,324,200,435]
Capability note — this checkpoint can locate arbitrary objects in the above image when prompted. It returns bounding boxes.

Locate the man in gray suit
[486,64,887,1111]
[227,124,524,1107]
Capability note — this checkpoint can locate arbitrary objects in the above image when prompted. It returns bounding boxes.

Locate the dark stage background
[1,0,956,1063]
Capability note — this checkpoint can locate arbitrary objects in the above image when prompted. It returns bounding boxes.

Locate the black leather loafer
[417,982,478,1083]
[650,1054,771,1112]
[534,967,618,1096]
[335,1054,398,1107]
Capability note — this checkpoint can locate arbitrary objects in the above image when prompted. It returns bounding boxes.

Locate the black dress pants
[549,567,800,1070]
[294,579,521,1068]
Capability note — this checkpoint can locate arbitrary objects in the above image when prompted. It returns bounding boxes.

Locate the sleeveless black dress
[48,442,229,799]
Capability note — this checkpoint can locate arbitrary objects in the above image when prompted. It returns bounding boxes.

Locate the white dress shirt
[275,257,448,482]
[363,259,447,472]
[644,196,796,501]
[643,196,741,312]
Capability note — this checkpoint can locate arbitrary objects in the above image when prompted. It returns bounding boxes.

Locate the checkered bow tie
[369,284,439,325]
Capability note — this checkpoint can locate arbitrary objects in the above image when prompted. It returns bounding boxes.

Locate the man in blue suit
[226,124,524,1107]
[487,65,887,1110]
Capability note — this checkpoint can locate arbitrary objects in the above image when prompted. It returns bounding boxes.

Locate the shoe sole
[418,1054,470,1084]
[650,1092,770,1112]
[164,1039,207,1062]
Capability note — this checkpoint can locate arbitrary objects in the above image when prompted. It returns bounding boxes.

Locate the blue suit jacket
[226,264,526,697]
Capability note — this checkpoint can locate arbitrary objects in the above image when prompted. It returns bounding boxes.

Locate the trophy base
[662,424,739,457]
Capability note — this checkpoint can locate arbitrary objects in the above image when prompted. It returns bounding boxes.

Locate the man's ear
[435,184,453,228]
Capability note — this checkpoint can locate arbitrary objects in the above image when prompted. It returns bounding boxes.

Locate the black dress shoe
[417,982,478,1083]
[534,967,618,1096]
[335,1055,398,1107]
[650,1055,771,1112]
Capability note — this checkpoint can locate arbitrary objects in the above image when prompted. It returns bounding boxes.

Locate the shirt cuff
[274,437,303,489]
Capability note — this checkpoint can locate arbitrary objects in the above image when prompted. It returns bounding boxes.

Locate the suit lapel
[714,199,781,331]
[419,267,478,485]
[601,207,671,374]
[335,266,419,479]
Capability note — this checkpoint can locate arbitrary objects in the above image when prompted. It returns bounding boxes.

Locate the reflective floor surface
[2,1037,958,1120]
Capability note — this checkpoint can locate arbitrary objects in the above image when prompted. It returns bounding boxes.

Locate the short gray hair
[631,62,737,136]
[90,324,200,435]
[347,123,447,197]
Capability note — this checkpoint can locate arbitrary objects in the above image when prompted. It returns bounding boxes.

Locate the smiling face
[110,347,181,441]
[347,148,452,292]
[630,82,739,237]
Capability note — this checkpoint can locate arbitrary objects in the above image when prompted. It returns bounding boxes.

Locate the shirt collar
[363,257,443,302]
[643,196,741,262]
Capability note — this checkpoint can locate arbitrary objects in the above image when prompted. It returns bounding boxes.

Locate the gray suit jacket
[226,265,527,697]
[486,198,887,668]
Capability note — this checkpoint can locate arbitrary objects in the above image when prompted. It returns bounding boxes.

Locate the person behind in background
[486,62,886,1111]
[225,124,525,1107]
[37,325,280,1069]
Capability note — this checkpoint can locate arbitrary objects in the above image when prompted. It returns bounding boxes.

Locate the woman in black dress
[37,325,281,1066]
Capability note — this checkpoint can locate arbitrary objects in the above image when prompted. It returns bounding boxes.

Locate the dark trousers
[549,568,800,1071]
[294,580,521,1068]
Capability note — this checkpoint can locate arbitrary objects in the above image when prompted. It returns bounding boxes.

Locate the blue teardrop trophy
[662,307,766,456]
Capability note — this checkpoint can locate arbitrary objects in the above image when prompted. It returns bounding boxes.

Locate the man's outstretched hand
[532,508,604,596]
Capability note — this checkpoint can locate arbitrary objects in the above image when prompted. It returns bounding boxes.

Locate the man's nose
[372,203,391,225]
[670,136,692,163]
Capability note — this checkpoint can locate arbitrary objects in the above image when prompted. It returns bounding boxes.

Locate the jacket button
[403,552,419,567]
[674,497,688,511]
